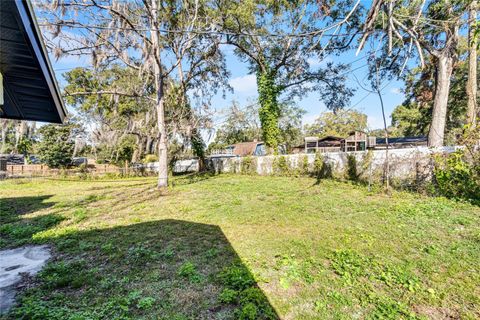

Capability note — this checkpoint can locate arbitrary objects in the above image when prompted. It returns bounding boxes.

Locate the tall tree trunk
[0,119,7,153]
[428,54,454,147]
[467,0,478,126]
[156,96,168,188]
[151,0,168,189]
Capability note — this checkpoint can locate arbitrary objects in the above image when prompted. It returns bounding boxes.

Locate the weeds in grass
[1,175,479,319]
[218,263,277,319]
[137,297,156,310]
[40,260,97,289]
[178,261,203,283]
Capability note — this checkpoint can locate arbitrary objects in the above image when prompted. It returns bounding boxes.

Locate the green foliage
[278,104,307,151]
[434,150,480,205]
[237,302,258,320]
[210,101,305,153]
[389,39,479,143]
[144,154,158,163]
[219,264,255,290]
[273,156,291,176]
[210,102,262,147]
[178,261,202,283]
[301,155,310,175]
[257,69,281,151]
[241,156,256,174]
[127,245,158,264]
[40,261,96,289]
[37,124,76,168]
[331,249,369,284]
[137,297,156,310]
[17,137,33,156]
[191,129,206,161]
[367,296,418,320]
[3,175,480,319]
[305,109,368,138]
[313,152,324,178]
[219,264,276,320]
[346,154,358,181]
[313,152,332,180]
[219,288,238,303]
[276,254,317,287]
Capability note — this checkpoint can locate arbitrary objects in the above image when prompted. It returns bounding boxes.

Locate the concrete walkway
[0,245,51,314]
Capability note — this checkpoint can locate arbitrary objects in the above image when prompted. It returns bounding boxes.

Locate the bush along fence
[206,147,461,191]
[0,163,156,180]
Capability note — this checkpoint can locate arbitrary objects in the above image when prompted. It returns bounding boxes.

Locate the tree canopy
[305,109,368,138]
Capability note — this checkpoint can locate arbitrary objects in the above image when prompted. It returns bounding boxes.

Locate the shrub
[273,156,291,176]
[313,152,332,179]
[37,124,75,168]
[346,154,358,181]
[313,152,323,176]
[433,150,480,205]
[300,155,309,175]
[144,154,158,163]
[241,156,256,174]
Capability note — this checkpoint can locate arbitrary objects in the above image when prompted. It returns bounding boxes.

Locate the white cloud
[390,87,402,95]
[229,74,257,94]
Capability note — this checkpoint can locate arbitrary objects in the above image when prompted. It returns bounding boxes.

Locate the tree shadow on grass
[0,196,55,216]
[172,171,217,186]
[6,219,279,320]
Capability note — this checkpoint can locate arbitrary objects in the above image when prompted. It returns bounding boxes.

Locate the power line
[41,21,364,39]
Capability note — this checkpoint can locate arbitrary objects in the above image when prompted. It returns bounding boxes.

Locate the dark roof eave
[15,0,67,123]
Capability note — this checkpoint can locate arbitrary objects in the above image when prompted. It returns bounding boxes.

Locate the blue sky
[51,47,405,131]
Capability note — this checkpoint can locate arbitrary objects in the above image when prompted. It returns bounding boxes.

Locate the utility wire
[41,21,364,38]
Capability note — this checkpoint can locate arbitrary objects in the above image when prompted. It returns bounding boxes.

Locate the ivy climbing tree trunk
[257,69,281,153]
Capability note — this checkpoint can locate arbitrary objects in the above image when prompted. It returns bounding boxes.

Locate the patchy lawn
[0,175,479,319]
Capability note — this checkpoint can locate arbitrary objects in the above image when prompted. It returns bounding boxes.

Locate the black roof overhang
[0,0,66,123]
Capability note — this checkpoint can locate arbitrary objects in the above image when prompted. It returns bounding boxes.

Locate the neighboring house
[0,0,66,123]
[210,141,276,157]
[342,131,377,152]
[229,141,266,156]
[293,132,427,154]
[293,131,377,154]
[292,136,343,154]
[375,136,428,149]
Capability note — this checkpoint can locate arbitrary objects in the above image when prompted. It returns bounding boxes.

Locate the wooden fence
[4,164,122,177]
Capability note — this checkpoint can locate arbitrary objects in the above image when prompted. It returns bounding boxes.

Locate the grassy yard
[0,175,479,319]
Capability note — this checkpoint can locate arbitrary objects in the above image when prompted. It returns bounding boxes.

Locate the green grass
[0,175,479,319]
